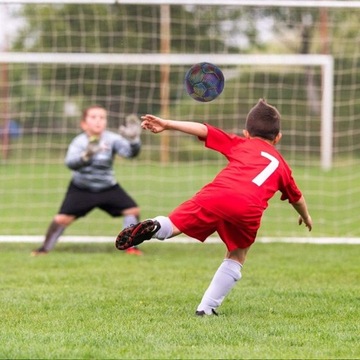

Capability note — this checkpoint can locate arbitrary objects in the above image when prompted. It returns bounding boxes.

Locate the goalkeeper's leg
[31,215,75,256]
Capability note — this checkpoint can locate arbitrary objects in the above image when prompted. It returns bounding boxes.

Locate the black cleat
[115,220,161,250]
[195,309,218,316]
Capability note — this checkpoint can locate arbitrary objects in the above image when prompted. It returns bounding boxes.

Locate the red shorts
[169,200,259,251]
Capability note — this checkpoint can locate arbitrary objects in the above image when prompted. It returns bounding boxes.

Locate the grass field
[1,160,360,237]
[1,242,359,359]
[1,138,359,359]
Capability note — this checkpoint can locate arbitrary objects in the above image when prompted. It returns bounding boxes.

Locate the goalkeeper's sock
[196,259,242,314]
[42,220,66,252]
[153,216,173,240]
[123,214,139,229]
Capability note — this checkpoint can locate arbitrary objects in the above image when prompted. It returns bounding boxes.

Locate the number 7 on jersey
[252,151,279,186]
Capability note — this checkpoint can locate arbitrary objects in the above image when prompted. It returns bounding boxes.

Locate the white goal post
[0,52,334,170]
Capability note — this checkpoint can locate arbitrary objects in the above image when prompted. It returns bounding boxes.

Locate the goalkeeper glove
[119,114,142,143]
[81,136,100,162]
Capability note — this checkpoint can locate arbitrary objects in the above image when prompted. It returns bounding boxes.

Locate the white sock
[153,216,173,240]
[196,259,242,314]
[123,214,138,228]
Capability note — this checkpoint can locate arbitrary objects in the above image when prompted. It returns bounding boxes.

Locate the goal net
[0,1,359,242]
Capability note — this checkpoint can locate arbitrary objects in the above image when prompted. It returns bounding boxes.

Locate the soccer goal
[0,51,334,170]
[0,0,359,243]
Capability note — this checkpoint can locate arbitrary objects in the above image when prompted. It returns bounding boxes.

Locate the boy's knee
[54,214,74,227]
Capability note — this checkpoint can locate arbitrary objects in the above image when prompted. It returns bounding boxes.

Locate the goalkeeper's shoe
[195,309,219,317]
[125,246,143,256]
[31,247,48,256]
[115,219,161,250]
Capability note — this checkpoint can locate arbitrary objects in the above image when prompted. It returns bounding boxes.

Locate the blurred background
[0,1,359,239]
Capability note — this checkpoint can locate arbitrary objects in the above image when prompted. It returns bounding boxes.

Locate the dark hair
[245,99,281,141]
[81,105,107,122]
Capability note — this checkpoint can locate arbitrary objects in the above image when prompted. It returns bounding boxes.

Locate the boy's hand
[119,114,142,142]
[298,215,313,231]
[141,114,167,133]
[82,136,100,162]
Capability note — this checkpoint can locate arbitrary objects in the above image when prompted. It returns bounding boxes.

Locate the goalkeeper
[115,99,313,315]
[31,105,143,256]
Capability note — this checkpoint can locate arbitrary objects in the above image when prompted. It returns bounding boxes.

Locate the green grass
[1,159,360,237]
[0,242,359,359]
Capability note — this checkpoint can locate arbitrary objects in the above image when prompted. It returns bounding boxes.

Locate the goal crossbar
[0,52,334,169]
[1,1,360,8]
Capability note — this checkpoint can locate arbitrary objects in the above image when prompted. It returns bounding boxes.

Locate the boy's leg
[123,213,143,255]
[116,199,204,250]
[123,213,139,227]
[31,219,67,256]
[196,246,250,316]
[41,220,66,251]
[32,182,92,256]
[196,258,242,316]
[153,216,176,239]
[115,216,177,250]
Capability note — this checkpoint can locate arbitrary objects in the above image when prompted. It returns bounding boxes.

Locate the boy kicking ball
[115,99,313,315]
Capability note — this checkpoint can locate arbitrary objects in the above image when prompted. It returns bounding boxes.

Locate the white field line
[0,236,359,245]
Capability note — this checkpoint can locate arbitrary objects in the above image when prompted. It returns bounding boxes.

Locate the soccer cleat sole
[115,220,160,250]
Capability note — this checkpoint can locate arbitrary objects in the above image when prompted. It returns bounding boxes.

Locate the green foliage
[8,66,65,130]
[0,242,359,359]
[8,4,360,147]
[14,4,231,53]
[10,4,237,119]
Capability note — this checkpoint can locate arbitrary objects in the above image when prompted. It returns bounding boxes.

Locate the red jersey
[192,124,302,227]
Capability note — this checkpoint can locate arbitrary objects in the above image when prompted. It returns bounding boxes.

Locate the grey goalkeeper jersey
[65,130,140,192]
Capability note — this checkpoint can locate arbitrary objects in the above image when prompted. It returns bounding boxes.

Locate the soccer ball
[184,62,225,102]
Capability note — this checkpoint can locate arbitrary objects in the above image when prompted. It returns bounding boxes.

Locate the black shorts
[59,182,138,218]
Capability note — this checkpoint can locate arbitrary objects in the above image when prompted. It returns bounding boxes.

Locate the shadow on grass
[55,244,117,254]
[1,242,119,255]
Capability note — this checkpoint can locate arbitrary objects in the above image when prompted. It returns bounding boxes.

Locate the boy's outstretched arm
[291,195,313,231]
[141,114,208,139]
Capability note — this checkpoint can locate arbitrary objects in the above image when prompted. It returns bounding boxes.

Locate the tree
[11,4,242,127]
